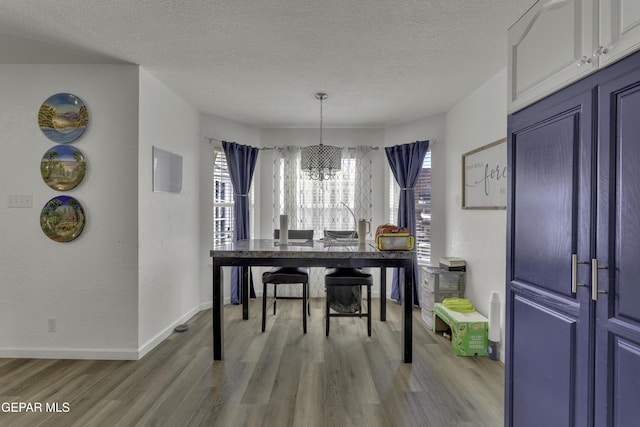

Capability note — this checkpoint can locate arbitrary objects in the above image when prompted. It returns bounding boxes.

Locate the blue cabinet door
[506,87,595,427]
[594,61,640,427]
[507,50,640,427]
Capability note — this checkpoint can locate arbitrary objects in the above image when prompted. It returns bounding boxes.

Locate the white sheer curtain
[272,146,373,296]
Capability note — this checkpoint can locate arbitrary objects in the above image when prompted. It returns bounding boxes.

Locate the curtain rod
[205,137,380,151]
[261,146,379,150]
[206,135,434,149]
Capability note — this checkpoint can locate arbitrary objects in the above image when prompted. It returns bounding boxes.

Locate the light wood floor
[0,299,504,427]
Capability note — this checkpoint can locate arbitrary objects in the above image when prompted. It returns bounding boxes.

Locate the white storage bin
[421,306,434,329]
[422,266,465,297]
[421,267,466,332]
[421,284,460,311]
[423,269,462,292]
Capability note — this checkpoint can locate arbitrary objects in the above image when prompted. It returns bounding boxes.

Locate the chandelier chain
[320,96,323,145]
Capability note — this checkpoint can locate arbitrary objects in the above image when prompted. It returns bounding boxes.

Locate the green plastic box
[434,302,488,356]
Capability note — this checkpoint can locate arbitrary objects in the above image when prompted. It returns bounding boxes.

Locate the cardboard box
[434,303,488,356]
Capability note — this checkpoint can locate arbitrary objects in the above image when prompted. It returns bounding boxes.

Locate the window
[213,151,233,247]
[389,150,431,263]
[284,158,359,231]
[273,146,373,296]
[213,150,254,247]
[273,147,372,236]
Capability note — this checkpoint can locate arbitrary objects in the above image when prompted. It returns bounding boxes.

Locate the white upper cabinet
[509,0,640,113]
[508,0,597,113]
[599,0,640,67]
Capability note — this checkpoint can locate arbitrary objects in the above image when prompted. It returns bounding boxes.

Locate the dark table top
[211,239,416,260]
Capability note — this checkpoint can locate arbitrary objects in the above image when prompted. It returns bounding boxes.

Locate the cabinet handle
[577,56,593,66]
[571,254,588,294]
[594,46,610,57]
[591,259,608,301]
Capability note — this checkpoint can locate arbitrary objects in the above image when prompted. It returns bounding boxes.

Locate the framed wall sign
[462,138,507,209]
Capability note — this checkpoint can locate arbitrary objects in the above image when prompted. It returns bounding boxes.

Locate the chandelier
[301,93,342,181]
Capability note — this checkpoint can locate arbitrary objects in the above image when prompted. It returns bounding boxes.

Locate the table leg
[402,260,413,363]
[242,266,249,320]
[380,266,386,321]
[213,261,224,360]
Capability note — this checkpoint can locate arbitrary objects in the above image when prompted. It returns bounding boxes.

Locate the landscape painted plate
[40,196,86,242]
[41,145,87,191]
[38,93,88,143]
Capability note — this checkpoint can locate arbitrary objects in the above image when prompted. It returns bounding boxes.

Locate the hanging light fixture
[301,92,342,181]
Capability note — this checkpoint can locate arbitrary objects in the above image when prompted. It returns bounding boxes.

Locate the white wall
[137,69,202,357]
[444,68,508,360]
[0,65,204,360]
[0,64,140,359]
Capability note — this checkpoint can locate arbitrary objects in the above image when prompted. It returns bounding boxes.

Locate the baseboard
[199,301,213,310]
[0,303,214,361]
[0,347,138,360]
[137,304,203,360]
[0,297,397,360]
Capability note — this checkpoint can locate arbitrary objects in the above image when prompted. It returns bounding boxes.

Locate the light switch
[7,194,33,208]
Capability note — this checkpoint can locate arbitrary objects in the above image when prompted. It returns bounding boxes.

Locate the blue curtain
[385,140,429,305]
[222,141,259,304]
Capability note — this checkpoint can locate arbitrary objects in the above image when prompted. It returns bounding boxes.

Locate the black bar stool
[262,229,313,333]
[324,267,373,336]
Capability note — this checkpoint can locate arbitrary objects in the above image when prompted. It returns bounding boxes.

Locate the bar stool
[262,229,313,333]
[324,267,373,336]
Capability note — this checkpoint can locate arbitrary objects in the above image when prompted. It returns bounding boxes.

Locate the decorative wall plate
[41,145,87,191]
[38,93,88,143]
[40,196,86,242]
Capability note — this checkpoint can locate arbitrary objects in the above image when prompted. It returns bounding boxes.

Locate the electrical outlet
[48,318,57,332]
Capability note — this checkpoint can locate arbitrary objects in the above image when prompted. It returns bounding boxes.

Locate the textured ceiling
[0,0,533,128]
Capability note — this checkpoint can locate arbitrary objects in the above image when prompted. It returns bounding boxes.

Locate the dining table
[211,238,417,363]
